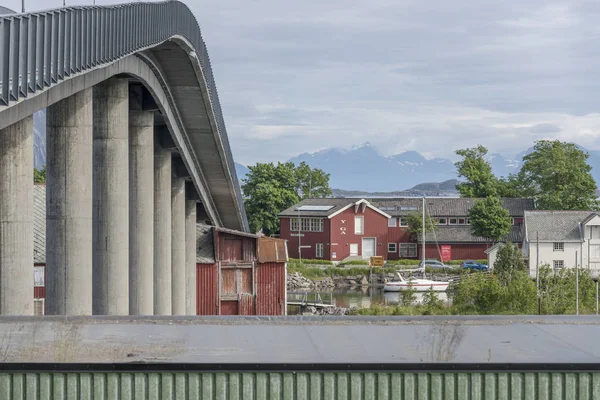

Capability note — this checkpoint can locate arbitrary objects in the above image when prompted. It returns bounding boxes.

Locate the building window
[438,218,447,225]
[355,216,364,235]
[458,218,466,225]
[290,217,324,232]
[388,218,397,227]
[553,260,564,270]
[399,243,417,258]
[33,266,44,287]
[399,218,409,227]
[388,243,397,253]
[449,218,458,225]
[553,242,564,252]
[316,243,324,258]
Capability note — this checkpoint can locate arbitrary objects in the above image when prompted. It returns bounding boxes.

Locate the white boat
[383,272,449,292]
[383,196,449,293]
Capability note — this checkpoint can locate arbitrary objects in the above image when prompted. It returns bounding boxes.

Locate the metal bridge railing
[0,1,247,229]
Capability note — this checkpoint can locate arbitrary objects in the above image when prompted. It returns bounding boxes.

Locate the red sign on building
[441,245,452,262]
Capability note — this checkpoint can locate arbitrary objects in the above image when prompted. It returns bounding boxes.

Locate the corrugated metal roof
[422,225,524,244]
[196,224,216,263]
[0,370,597,399]
[0,316,599,364]
[524,210,596,242]
[33,184,46,264]
[279,198,535,218]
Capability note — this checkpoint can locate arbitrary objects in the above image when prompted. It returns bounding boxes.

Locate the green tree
[399,285,417,306]
[242,161,332,235]
[34,165,46,183]
[422,287,445,314]
[517,140,599,210]
[493,242,526,285]
[454,145,499,197]
[295,162,332,199]
[468,197,512,243]
[405,211,437,241]
[453,273,504,314]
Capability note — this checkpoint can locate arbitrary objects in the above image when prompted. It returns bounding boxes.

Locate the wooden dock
[287,292,335,309]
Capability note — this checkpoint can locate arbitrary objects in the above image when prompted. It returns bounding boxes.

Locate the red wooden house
[278,197,534,262]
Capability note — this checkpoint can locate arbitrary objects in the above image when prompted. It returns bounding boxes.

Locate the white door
[362,238,376,258]
[350,243,359,256]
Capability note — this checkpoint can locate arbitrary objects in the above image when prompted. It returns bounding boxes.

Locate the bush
[337,260,370,266]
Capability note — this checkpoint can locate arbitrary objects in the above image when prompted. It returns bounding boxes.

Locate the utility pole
[298,208,301,262]
[576,251,579,315]
[21,0,24,13]
[422,196,426,278]
[536,231,540,314]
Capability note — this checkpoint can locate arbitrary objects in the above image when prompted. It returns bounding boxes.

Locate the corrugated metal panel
[257,237,288,263]
[238,293,255,315]
[196,263,218,315]
[33,185,46,264]
[220,268,236,296]
[256,262,285,315]
[220,300,238,315]
[0,371,598,399]
[218,233,256,263]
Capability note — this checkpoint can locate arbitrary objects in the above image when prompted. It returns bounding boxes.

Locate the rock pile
[287,273,335,290]
[303,306,356,316]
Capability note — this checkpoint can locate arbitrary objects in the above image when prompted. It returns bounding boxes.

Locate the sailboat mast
[422,196,425,265]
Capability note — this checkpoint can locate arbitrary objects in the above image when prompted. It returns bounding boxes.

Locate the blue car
[461,260,489,271]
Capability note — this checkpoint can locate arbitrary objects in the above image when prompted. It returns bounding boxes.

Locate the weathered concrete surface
[92,79,130,316]
[0,117,34,315]
[154,147,172,315]
[185,200,197,315]
[171,178,186,315]
[129,110,154,316]
[46,89,94,315]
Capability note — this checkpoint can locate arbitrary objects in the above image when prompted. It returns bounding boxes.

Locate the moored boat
[383,272,449,292]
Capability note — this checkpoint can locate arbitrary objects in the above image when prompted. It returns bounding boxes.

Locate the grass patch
[288,262,398,279]
[289,258,333,265]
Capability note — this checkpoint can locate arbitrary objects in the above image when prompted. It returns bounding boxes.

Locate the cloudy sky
[6,0,600,165]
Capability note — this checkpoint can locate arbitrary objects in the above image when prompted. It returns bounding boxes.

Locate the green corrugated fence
[1,371,599,399]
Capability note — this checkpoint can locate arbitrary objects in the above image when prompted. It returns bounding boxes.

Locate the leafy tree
[517,140,599,210]
[454,145,498,197]
[468,197,512,243]
[242,161,332,235]
[422,287,445,314]
[493,242,526,285]
[538,266,597,314]
[406,211,437,241]
[453,273,504,314]
[295,162,332,199]
[399,285,417,306]
[34,165,46,183]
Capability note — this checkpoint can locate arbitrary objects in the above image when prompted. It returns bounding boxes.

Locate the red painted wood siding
[279,217,331,260]
[217,233,256,263]
[220,300,238,315]
[386,223,414,260]
[197,263,218,315]
[423,244,489,261]
[330,206,389,261]
[255,262,286,315]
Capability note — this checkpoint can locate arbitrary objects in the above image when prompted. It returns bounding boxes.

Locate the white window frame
[438,218,447,225]
[355,216,364,235]
[388,243,397,253]
[34,266,44,287]
[553,260,564,270]
[388,218,397,228]
[399,218,409,227]
[316,243,324,258]
[449,218,458,225]
[553,242,564,252]
[457,218,466,225]
[399,243,417,258]
[290,217,324,232]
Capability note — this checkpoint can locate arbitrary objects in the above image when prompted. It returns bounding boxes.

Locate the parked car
[461,260,489,271]
[418,259,452,271]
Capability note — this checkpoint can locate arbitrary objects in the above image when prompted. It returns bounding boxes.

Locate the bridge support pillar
[0,116,34,315]
[185,199,197,315]
[154,147,172,315]
[171,178,186,315]
[129,109,155,315]
[92,79,130,315]
[46,88,93,315]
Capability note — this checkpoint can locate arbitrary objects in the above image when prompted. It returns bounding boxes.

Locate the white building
[523,210,600,278]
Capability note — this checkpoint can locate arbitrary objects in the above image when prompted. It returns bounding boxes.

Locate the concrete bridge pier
[46,88,94,315]
[0,116,34,315]
[171,178,186,315]
[92,79,130,315]
[154,146,172,315]
[128,104,155,316]
[185,198,197,315]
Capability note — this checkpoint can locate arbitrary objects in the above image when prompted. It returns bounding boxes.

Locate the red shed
[196,226,288,316]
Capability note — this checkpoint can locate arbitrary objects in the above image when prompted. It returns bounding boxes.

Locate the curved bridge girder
[0,1,248,231]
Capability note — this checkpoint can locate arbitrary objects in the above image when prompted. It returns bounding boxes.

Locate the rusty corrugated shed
[255,262,286,315]
[196,263,218,315]
[257,237,288,263]
[217,232,256,263]
[238,293,255,315]
[0,371,598,399]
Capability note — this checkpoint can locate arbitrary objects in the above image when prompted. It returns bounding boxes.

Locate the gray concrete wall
[185,200,197,315]
[46,88,94,315]
[129,110,155,316]
[92,79,130,315]
[0,116,34,315]
[171,178,186,315]
[154,147,172,315]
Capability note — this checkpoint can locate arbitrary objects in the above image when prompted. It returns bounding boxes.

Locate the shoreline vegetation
[287,259,600,316]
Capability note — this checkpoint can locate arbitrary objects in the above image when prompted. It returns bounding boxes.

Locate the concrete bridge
[0,2,247,316]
